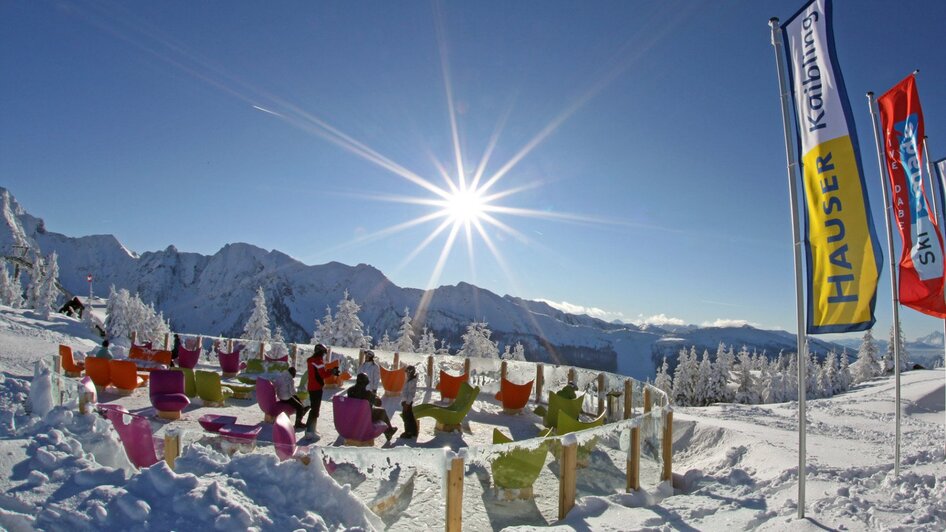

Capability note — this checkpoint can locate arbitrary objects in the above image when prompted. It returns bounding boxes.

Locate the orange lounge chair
[380,366,406,397]
[437,370,468,402]
[109,360,146,395]
[323,360,351,388]
[129,345,172,369]
[86,357,111,392]
[495,377,534,414]
[60,345,85,377]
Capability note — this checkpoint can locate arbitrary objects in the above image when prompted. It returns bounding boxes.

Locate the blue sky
[2,1,946,341]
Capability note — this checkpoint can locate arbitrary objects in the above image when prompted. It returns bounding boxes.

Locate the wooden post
[643,387,652,414]
[358,349,365,368]
[258,342,265,360]
[558,440,578,520]
[130,330,138,346]
[567,367,576,385]
[227,338,234,352]
[536,363,544,403]
[597,373,606,416]
[661,411,673,483]
[463,358,471,381]
[164,432,181,470]
[627,426,641,491]
[427,355,434,389]
[500,360,508,382]
[52,354,62,375]
[164,332,171,350]
[290,344,298,369]
[445,456,464,532]
[624,380,633,419]
[393,352,400,369]
[197,336,203,354]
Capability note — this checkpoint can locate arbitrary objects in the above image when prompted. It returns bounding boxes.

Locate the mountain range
[1,187,851,380]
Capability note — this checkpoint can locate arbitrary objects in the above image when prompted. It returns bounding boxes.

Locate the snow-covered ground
[1,308,944,530]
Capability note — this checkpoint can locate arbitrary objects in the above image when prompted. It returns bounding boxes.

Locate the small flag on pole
[877,75,946,318]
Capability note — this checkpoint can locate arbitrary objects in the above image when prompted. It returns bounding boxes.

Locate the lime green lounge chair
[414,382,480,432]
[491,427,553,499]
[195,370,233,407]
[171,367,197,398]
[244,359,265,374]
[543,391,586,428]
[296,371,309,403]
[556,410,606,467]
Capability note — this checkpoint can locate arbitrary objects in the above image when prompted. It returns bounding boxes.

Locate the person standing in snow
[346,373,397,442]
[304,344,338,439]
[358,350,381,393]
[170,333,181,367]
[399,365,418,439]
[274,367,307,429]
[94,339,112,360]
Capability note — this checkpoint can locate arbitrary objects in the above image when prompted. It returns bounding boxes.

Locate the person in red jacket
[304,344,339,440]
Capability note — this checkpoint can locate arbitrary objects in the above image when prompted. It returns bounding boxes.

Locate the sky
[2,0,946,342]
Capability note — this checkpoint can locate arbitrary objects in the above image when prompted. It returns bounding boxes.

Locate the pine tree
[695,350,713,406]
[735,349,758,404]
[511,342,526,361]
[316,306,336,345]
[853,329,880,383]
[104,287,168,345]
[395,307,416,353]
[672,347,699,406]
[838,350,852,392]
[271,326,288,359]
[26,252,44,310]
[715,343,735,402]
[332,290,371,348]
[242,286,272,349]
[7,263,22,308]
[821,350,839,396]
[36,252,60,318]
[654,357,673,400]
[885,320,911,372]
[806,351,820,399]
[377,331,396,351]
[417,326,439,354]
[457,321,499,359]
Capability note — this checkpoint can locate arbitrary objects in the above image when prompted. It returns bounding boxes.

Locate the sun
[440,187,487,224]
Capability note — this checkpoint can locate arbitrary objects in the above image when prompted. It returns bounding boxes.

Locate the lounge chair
[85,357,110,392]
[414,382,480,432]
[256,378,296,423]
[437,370,468,402]
[323,360,351,388]
[543,391,586,428]
[176,345,201,369]
[380,366,406,397]
[198,414,236,433]
[556,410,606,467]
[217,422,262,453]
[332,395,388,446]
[244,359,264,374]
[265,354,289,363]
[109,359,146,396]
[170,367,197,398]
[149,370,190,420]
[195,370,233,407]
[129,345,172,369]
[60,344,84,377]
[106,408,164,468]
[217,351,244,378]
[495,377,534,414]
[491,427,553,499]
[273,412,312,463]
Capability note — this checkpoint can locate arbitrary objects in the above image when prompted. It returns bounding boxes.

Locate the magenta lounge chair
[256,378,296,423]
[217,351,244,377]
[332,395,387,446]
[177,345,201,369]
[273,412,337,472]
[149,370,190,420]
[107,408,163,468]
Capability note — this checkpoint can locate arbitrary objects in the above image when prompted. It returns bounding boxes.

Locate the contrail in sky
[252,105,283,117]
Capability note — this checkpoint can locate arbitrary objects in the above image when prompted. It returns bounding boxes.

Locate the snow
[1,306,946,530]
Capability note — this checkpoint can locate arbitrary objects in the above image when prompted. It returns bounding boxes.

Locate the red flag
[878,75,946,317]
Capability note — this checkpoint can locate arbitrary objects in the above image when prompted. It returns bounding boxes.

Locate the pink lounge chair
[106,409,163,468]
[217,422,262,449]
[272,412,337,473]
[177,345,201,369]
[217,351,245,377]
[265,354,289,363]
[198,414,237,433]
[256,378,296,423]
[149,370,191,420]
[332,395,387,446]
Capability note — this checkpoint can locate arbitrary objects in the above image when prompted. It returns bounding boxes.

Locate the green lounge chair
[414,382,480,432]
[195,370,233,407]
[491,427,553,499]
[296,371,309,403]
[556,410,606,467]
[171,367,197,398]
[543,391,586,428]
[244,359,265,374]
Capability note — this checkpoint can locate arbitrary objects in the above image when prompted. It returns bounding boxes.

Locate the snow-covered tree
[672,347,699,406]
[25,252,44,310]
[395,307,415,353]
[314,306,336,345]
[783,353,799,401]
[271,326,288,359]
[760,358,785,403]
[104,287,169,345]
[30,252,60,318]
[457,321,499,359]
[332,290,371,348]
[853,329,880,383]
[838,350,852,392]
[417,326,439,354]
[376,331,396,351]
[884,321,911,373]
[0,262,22,308]
[714,343,736,402]
[694,350,713,406]
[242,286,272,350]
[820,350,840,396]
[734,349,758,404]
[806,350,820,398]
[501,341,527,361]
[654,357,673,399]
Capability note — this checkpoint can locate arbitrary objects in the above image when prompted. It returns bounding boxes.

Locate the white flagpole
[923,136,946,459]
[769,17,808,518]
[867,91,902,477]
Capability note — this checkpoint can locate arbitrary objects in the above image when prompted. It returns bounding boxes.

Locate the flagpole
[769,17,808,518]
[924,136,946,459]
[867,90,902,477]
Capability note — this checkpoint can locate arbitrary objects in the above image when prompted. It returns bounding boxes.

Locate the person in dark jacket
[170,334,181,367]
[346,373,397,442]
[304,344,339,439]
[399,366,418,439]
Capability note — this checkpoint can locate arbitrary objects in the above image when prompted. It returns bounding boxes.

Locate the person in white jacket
[358,350,381,393]
[399,366,418,439]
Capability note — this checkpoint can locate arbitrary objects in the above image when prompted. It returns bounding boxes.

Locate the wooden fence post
[643,387,651,414]
[130,330,138,346]
[501,360,508,382]
[427,355,434,389]
[624,379,633,419]
[627,426,641,491]
[463,358,471,381]
[227,338,234,352]
[558,440,578,520]
[662,411,673,483]
[164,432,181,470]
[358,349,365,368]
[597,373,606,416]
[164,332,171,350]
[567,367,576,385]
[445,455,464,532]
[197,336,203,353]
[393,352,400,369]
[258,342,265,360]
[535,363,544,403]
[290,344,298,369]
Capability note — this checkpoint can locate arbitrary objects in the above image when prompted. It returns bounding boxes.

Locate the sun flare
[441,187,487,224]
